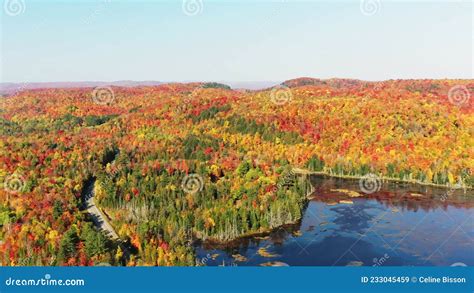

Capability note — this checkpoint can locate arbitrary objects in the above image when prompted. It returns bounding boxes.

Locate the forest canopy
[0,78,472,266]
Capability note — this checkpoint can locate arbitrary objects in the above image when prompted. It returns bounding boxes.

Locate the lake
[195,175,474,266]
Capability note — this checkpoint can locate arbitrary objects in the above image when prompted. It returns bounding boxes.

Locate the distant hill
[0,80,283,96]
[0,81,164,96]
[281,77,366,88]
[2,78,471,96]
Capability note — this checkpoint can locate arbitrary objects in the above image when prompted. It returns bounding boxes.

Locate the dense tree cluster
[0,78,472,266]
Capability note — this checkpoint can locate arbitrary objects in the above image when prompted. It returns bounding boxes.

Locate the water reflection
[196,175,474,266]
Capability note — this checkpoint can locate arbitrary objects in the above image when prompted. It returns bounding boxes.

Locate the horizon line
[2,76,474,85]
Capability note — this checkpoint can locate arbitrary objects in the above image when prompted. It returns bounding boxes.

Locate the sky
[0,0,472,83]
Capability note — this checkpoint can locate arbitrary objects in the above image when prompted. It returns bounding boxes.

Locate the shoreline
[292,168,473,191]
[193,219,303,249]
[195,171,474,250]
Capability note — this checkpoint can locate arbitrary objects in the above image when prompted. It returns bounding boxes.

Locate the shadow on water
[196,175,474,266]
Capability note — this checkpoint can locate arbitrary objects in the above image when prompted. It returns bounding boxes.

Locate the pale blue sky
[0,0,472,83]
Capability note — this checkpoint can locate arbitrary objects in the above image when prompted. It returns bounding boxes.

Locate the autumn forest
[0,77,472,266]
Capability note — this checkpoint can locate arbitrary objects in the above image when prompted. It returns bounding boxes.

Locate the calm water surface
[196,176,474,266]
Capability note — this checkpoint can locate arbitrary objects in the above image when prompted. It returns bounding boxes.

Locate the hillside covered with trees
[0,78,472,266]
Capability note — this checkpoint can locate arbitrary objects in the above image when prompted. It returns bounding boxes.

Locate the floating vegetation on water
[254,236,270,240]
[260,261,290,267]
[257,247,280,258]
[339,200,354,204]
[331,189,363,198]
[326,202,338,206]
[292,230,302,237]
[232,254,248,262]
